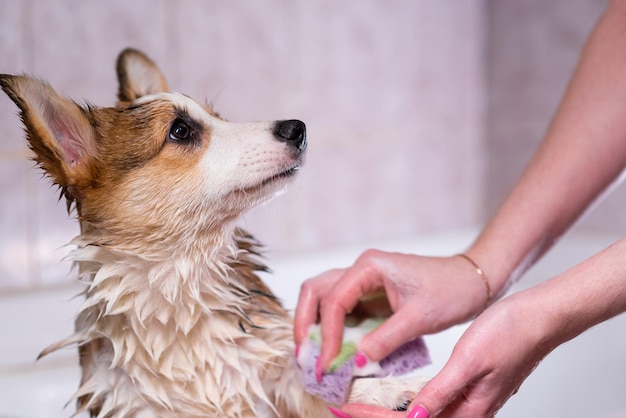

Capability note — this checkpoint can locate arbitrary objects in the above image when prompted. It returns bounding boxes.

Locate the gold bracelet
[456,253,493,310]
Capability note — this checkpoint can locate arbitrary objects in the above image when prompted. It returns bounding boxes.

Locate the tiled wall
[485,0,617,222]
[1,0,617,292]
[0,0,487,291]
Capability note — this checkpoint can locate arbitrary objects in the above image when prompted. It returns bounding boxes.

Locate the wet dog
[0,48,427,417]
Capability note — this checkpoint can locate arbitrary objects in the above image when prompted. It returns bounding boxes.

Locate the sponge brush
[296,319,430,406]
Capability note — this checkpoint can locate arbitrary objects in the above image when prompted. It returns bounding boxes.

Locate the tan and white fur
[0,49,427,418]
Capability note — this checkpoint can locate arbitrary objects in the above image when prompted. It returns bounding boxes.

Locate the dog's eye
[169,119,191,142]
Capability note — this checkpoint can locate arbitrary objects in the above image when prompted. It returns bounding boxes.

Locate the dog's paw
[346,375,430,411]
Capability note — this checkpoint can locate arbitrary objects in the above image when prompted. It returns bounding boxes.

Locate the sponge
[296,319,430,406]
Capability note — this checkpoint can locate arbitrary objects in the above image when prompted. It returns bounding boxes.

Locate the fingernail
[328,406,351,418]
[354,351,368,368]
[315,356,323,383]
[407,405,430,418]
[295,345,300,358]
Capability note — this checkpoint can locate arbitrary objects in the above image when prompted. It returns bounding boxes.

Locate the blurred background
[2,0,622,293]
[3,1,626,417]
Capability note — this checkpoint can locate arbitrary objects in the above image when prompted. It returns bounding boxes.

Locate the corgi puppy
[0,48,427,418]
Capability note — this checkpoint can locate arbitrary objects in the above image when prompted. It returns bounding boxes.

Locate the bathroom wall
[485,0,619,226]
[0,0,486,291]
[1,0,620,293]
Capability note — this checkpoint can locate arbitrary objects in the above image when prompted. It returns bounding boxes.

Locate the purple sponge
[298,341,354,406]
[296,320,430,406]
[380,337,430,375]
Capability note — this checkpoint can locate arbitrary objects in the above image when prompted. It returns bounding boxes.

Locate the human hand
[331,288,556,418]
[293,250,492,374]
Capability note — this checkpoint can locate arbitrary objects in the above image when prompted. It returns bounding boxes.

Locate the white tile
[29,0,170,104]
[0,284,82,368]
[175,0,299,122]
[34,175,78,286]
[0,0,25,73]
[0,160,35,290]
[0,363,86,418]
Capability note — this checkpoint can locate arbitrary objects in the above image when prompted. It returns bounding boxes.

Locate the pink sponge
[296,319,430,406]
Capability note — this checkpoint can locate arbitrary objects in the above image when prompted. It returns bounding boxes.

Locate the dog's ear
[116,48,169,102]
[0,74,96,196]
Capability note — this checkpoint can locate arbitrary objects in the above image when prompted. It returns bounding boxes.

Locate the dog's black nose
[273,120,307,152]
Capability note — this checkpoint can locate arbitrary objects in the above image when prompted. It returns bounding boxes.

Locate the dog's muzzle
[273,120,307,155]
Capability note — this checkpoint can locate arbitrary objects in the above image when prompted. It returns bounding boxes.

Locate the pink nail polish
[407,405,430,418]
[354,351,367,368]
[328,406,352,418]
[315,356,323,383]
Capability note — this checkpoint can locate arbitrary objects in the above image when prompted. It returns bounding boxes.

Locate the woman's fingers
[358,307,426,361]
[293,261,386,374]
[406,364,469,418]
[318,255,388,369]
[294,269,345,345]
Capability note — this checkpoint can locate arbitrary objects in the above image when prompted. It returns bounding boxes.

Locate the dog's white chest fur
[64,239,299,418]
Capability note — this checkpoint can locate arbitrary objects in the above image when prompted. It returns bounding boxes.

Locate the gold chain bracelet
[456,253,493,311]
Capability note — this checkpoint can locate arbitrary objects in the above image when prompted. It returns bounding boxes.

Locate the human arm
[337,236,626,417]
[465,0,626,296]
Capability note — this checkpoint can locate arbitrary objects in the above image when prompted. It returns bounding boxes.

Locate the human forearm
[527,235,626,349]
[468,0,626,295]
[400,237,626,418]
